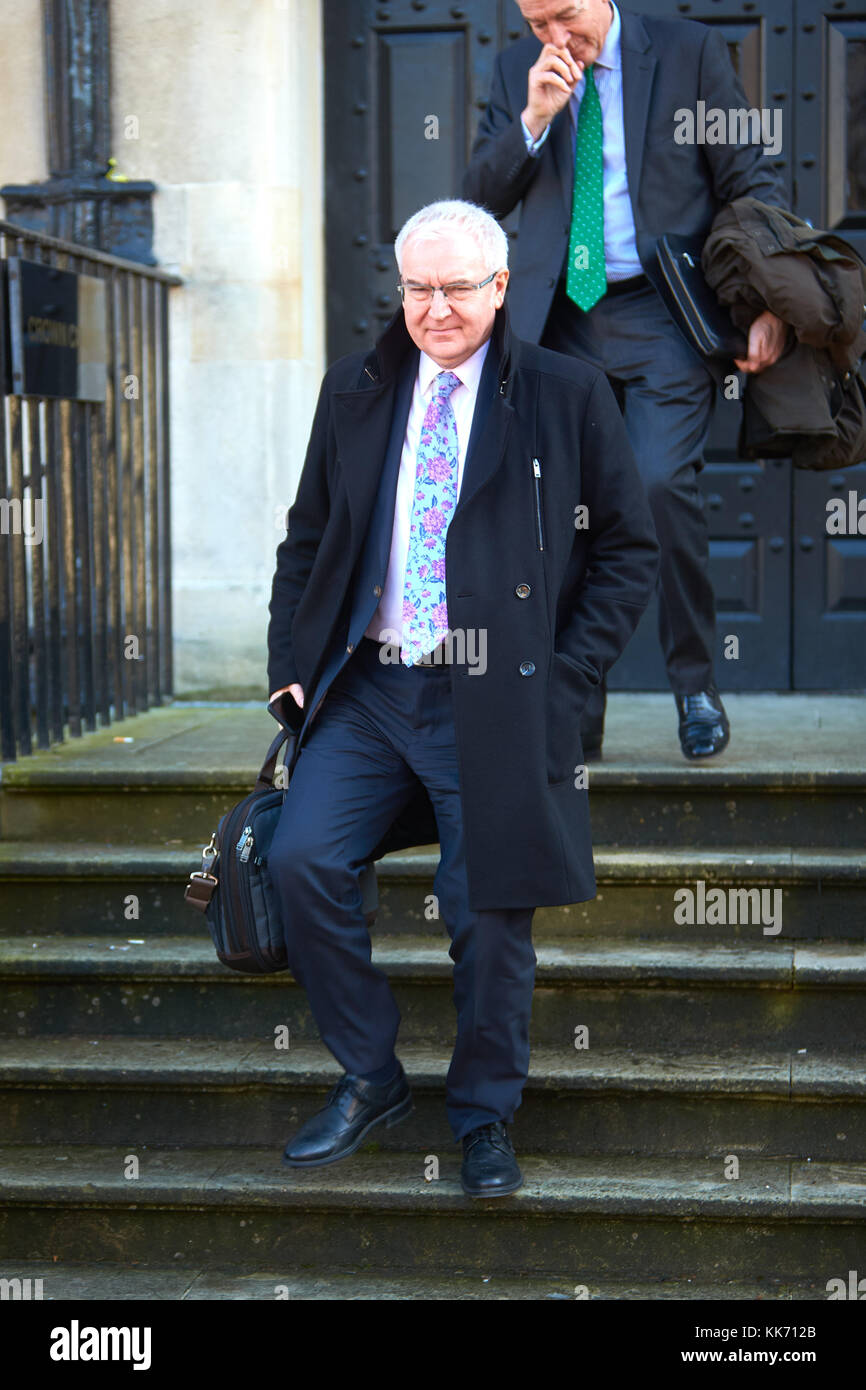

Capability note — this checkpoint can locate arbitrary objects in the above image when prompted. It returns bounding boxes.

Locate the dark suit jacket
[266,300,659,910]
[461,7,788,344]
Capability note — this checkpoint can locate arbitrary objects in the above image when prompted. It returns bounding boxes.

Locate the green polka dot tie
[566,64,606,312]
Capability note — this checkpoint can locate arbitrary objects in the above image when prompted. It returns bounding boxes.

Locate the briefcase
[655,233,748,360]
[184,725,379,974]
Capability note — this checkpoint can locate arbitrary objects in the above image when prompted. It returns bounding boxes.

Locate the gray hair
[394,199,509,276]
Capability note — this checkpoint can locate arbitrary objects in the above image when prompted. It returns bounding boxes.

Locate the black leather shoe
[675,684,730,759]
[461,1120,523,1198]
[282,1063,412,1168]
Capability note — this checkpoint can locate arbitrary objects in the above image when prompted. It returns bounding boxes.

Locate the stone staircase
[0,695,864,1300]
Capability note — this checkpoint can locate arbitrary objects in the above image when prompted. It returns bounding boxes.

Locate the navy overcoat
[267,299,659,910]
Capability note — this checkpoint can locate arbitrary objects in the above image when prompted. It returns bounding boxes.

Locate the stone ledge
[1,1145,864,1218]
[3,695,864,785]
[0,1037,864,1097]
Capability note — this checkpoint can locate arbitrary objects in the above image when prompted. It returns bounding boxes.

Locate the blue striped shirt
[520,1,642,281]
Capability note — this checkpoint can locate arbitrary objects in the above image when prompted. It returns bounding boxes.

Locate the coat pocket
[531,457,545,551]
[545,650,597,783]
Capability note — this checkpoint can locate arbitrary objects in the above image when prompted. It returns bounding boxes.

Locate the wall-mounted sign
[4,256,107,402]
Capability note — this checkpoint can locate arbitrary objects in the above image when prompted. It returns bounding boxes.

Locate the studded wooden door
[323,0,866,689]
[789,0,866,688]
[324,0,519,360]
[605,0,796,690]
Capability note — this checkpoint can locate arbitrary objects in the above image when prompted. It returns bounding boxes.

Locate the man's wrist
[520,108,549,147]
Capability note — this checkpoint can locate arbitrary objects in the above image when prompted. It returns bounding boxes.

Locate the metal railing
[0,220,182,760]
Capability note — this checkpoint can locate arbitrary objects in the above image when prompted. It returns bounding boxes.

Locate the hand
[734,310,788,374]
[268,682,304,709]
[522,43,583,139]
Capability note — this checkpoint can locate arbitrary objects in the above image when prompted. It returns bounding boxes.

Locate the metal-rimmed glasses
[397,270,500,304]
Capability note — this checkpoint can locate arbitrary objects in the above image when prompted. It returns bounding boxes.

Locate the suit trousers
[541,276,717,697]
[268,634,537,1143]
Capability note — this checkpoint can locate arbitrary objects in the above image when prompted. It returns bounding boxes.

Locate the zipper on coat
[532,457,545,551]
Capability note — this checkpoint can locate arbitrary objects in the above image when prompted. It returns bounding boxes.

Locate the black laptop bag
[184,727,378,974]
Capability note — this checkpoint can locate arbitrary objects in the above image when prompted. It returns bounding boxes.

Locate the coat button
[519,660,535,676]
[346,643,355,653]
[373,584,382,597]
[515,583,531,599]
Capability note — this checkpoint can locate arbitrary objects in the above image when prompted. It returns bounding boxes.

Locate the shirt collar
[418,334,491,398]
[594,0,621,72]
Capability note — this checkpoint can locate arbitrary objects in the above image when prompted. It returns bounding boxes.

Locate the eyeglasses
[397,270,500,304]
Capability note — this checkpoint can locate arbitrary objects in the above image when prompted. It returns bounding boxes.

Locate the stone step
[3,773,863,851]
[0,1145,862,1279]
[2,1037,864,1158]
[0,1260,834,1300]
[2,935,865,1048]
[2,699,863,851]
[1,843,863,939]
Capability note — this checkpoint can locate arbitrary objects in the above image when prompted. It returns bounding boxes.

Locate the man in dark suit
[266,198,658,1197]
[462,0,789,759]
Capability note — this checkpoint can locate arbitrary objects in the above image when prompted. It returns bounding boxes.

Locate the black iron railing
[0,219,182,760]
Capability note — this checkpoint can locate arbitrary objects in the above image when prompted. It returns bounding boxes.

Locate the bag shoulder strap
[254,728,296,791]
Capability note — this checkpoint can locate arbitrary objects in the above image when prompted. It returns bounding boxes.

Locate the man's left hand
[734,309,788,373]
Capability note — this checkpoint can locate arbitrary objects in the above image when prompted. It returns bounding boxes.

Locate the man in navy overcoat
[266,198,659,1196]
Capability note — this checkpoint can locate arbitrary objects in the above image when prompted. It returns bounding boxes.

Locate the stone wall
[112,0,325,696]
[0,0,325,699]
[0,0,47,183]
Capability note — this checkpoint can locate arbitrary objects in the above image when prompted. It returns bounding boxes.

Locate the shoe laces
[464,1121,511,1155]
[681,689,721,721]
[326,1074,364,1109]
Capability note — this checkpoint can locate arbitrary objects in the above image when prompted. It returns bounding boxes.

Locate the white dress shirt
[520,1,642,281]
[365,335,491,642]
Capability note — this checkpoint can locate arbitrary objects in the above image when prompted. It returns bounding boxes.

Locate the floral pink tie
[400,370,462,665]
